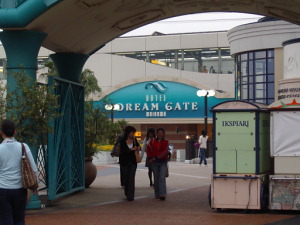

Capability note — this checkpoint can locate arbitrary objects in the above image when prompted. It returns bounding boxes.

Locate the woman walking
[147,128,169,200]
[140,128,156,187]
[119,126,140,201]
[0,120,38,225]
[198,130,208,166]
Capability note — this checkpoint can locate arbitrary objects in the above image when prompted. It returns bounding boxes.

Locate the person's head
[0,120,16,138]
[201,130,207,137]
[124,125,136,139]
[146,128,155,139]
[156,128,165,140]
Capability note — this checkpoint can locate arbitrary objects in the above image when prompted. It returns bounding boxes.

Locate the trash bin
[185,139,195,160]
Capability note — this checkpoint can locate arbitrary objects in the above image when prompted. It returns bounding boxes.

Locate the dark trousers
[152,161,167,198]
[0,188,27,225]
[199,148,207,165]
[121,163,137,201]
[120,164,126,186]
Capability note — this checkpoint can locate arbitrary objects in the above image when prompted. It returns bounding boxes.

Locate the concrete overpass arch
[0,0,298,55]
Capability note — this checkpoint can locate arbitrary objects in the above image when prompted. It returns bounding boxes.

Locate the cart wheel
[260,184,269,210]
[208,185,212,208]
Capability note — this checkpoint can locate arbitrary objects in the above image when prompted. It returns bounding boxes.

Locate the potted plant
[84,101,108,187]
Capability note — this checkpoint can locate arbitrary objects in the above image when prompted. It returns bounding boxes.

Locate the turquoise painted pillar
[49,52,88,196]
[0,30,47,209]
[0,30,47,93]
[50,53,89,82]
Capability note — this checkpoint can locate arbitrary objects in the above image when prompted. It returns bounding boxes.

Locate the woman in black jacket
[119,126,140,201]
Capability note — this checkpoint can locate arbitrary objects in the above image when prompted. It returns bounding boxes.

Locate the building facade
[87,31,236,148]
[228,18,300,104]
[1,18,299,150]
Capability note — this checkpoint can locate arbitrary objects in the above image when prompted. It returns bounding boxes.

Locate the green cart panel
[237,151,256,173]
[216,150,237,173]
[215,112,256,173]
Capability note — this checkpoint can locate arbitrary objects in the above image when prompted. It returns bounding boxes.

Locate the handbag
[111,142,121,157]
[134,138,142,163]
[194,142,200,149]
[21,143,38,190]
[111,135,122,157]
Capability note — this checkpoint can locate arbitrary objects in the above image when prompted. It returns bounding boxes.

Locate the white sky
[122,12,263,37]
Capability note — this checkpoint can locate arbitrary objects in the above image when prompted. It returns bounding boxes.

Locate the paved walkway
[25,161,300,225]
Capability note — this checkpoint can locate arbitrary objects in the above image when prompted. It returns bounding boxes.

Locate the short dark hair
[1,120,16,137]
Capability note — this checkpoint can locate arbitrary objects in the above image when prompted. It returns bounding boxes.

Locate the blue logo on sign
[145,82,168,93]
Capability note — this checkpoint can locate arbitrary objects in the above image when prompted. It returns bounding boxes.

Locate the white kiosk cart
[269,98,300,210]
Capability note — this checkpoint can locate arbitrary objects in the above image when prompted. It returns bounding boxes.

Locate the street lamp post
[105,104,120,122]
[197,89,216,132]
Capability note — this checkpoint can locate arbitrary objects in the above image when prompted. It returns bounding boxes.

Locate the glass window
[255,59,267,75]
[183,48,221,73]
[149,51,176,68]
[114,48,234,74]
[241,53,248,61]
[236,49,274,104]
[242,85,248,99]
[249,61,253,75]
[267,50,274,58]
[241,62,247,76]
[268,83,275,98]
[255,83,266,98]
[249,75,254,84]
[255,51,266,59]
[268,59,274,74]
[249,84,254,99]
[256,75,266,82]
[268,74,274,82]
[249,52,253,60]
[242,76,248,84]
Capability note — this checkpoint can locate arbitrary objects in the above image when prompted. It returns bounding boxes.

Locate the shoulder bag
[111,135,122,157]
[111,142,121,157]
[134,138,142,163]
[21,143,38,190]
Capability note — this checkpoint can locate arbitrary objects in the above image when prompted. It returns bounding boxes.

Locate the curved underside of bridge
[3,0,300,55]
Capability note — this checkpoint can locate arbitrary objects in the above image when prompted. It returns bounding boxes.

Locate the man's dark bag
[21,143,38,190]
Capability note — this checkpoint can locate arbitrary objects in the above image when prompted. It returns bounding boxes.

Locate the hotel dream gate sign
[96,81,233,119]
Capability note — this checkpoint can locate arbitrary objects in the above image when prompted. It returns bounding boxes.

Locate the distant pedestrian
[209,66,216,73]
[119,126,140,201]
[198,130,208,166]
[201,66,208,73]
[147,128,169,200]
[140,128,156,187]
[0,120,38,225]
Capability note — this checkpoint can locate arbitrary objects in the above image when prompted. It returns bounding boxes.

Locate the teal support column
[0,30,47,93]
[50,53,89,82]
[0,30,47,210]
[48,53,88,199]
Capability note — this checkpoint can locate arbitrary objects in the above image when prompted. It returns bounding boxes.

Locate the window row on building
[114,47,234,74]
